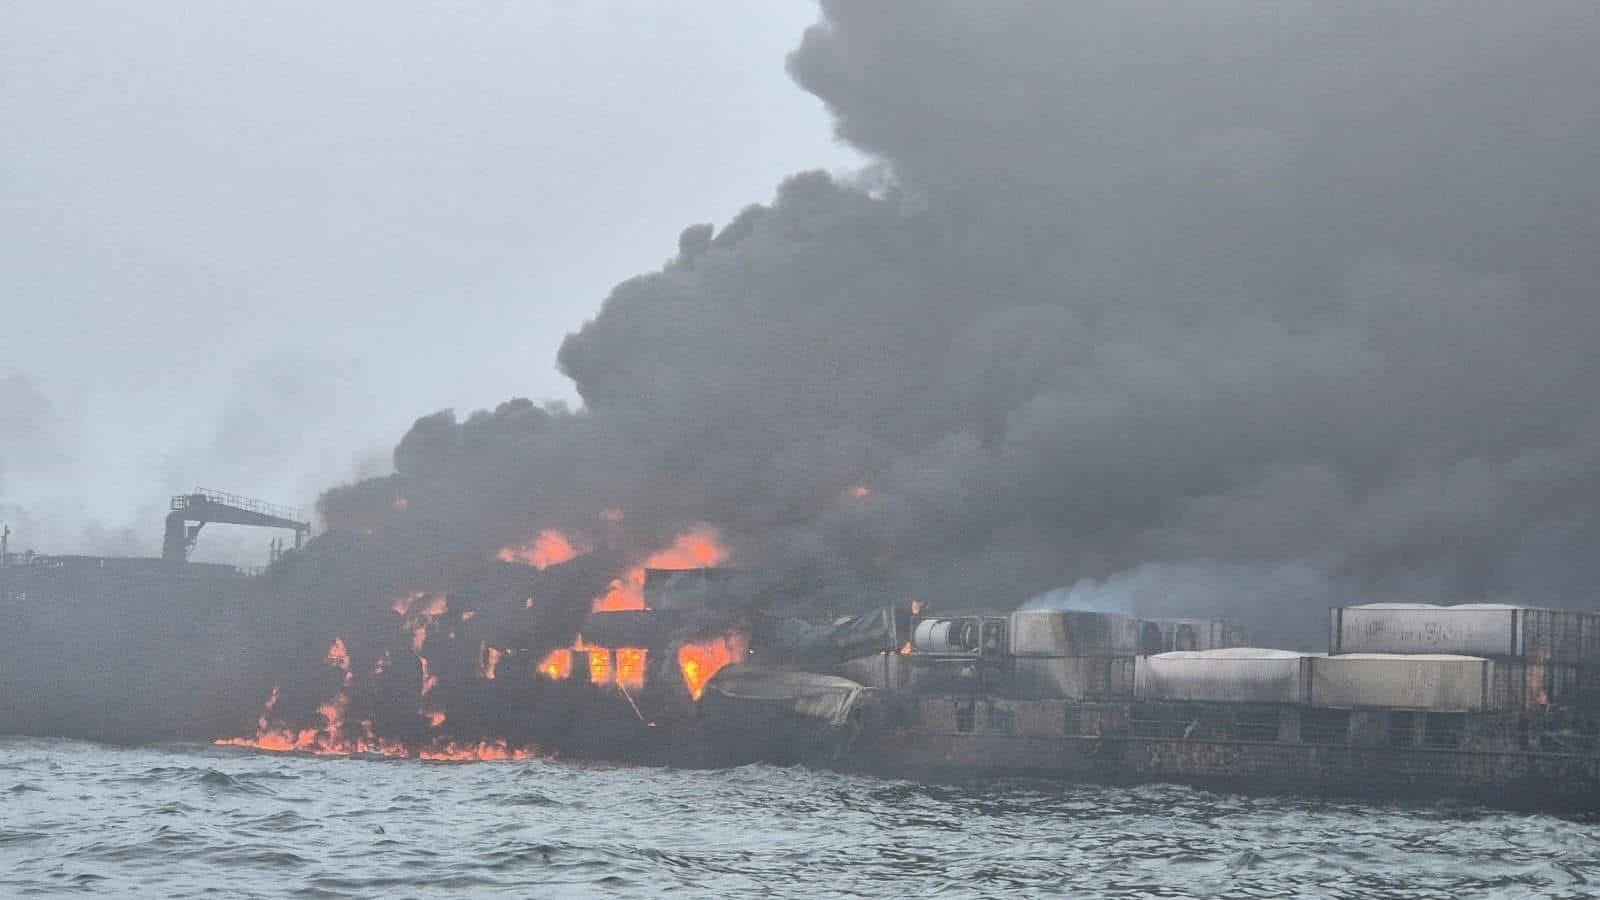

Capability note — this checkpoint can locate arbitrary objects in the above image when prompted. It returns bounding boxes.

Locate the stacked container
[1007,610,1243,700]
[1331,603,1600,712]
[1007,610,1140,699]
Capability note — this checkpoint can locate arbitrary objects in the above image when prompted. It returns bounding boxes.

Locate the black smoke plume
[306,2,1600,653]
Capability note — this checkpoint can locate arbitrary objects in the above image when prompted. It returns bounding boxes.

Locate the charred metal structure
[802,603,1600,810]
[162,488,310,563]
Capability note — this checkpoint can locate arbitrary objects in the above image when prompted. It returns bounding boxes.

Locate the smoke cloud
[313,1,1600,650]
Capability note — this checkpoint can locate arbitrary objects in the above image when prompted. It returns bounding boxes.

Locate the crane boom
[161,488,311,562]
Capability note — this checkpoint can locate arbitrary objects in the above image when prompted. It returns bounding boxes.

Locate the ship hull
[846,697,1600,811]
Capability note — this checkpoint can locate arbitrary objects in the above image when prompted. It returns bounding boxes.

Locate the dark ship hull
[0,556,268,744]
[848,698,1600,812]
[10,547,1600,812]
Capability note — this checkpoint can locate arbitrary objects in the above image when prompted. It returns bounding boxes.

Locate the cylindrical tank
[1135,649,1314,704]
[912,617,981,654]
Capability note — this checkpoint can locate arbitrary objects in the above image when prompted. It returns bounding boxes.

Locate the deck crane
[161,488,311,563]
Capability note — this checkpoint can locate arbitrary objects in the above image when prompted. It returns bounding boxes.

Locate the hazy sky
[0,1,860,561]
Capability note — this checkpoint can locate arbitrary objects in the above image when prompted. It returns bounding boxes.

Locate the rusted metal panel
[1135,649,1314,704]
[1491,659,1600,712]
[1311,654,1495,712]
[1517,607,1600,662]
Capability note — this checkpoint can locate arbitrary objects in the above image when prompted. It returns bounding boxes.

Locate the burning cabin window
[586,649,612,686]
[615,647,647,690]
[538,648,573,680]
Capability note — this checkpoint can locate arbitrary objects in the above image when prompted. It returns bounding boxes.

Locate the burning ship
[8,494,1600,810]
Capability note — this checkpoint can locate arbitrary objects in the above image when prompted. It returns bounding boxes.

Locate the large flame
[219,524,732,757]
[497,528,584,569]
[678,633,748,701]
[586,648,613,685]
[392,592,448,695]
[479,645,505,681]
[537,648,573,680]
[615,647,647,690]
[592,525,729,612]
[536,640,647,692]
[215,637,539,761]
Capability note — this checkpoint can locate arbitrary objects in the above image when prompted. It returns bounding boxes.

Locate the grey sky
[0,1,859,561]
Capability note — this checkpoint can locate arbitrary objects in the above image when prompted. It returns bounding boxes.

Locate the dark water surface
[4,738,1600,898]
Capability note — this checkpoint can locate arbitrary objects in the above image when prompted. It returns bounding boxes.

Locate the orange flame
[538,648,573,680]
[678,633,748,701]
[326,637,352,674]
[592,525,729,612]
[847,485,872,498]
[587,648,613,686]
[390,592,448,694]
[419,657,439,696]
[214,637,541,761]
[616,647,647,690]
[899,642,912,655]
[479,644,504,681]
[497,528,584,569]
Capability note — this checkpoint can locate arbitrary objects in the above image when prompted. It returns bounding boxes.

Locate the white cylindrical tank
[1135,648,1315,704]
[912,618,981,654]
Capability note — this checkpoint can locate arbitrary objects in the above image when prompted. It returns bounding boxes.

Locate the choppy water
[5,738,1600,898]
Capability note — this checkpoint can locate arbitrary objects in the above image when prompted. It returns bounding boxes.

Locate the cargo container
[1008,610,1142,656]
[1006,610,1245,657]
[1310,653,1495,712]
[1141,618,1249,654]
[1135,649,1314,705]
[1331,603,1600,662]
[1490,659,1600,712]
